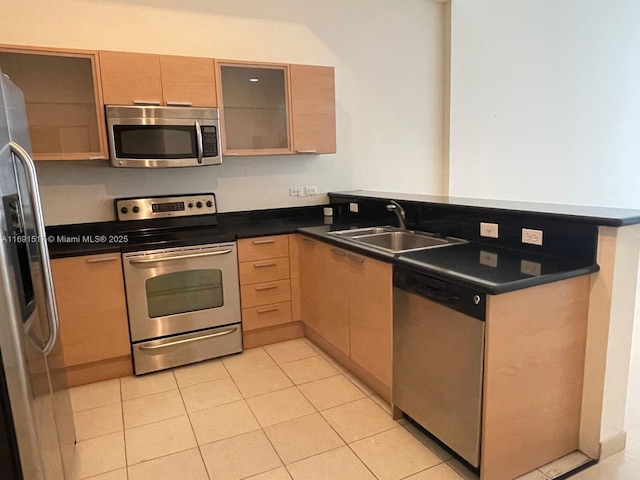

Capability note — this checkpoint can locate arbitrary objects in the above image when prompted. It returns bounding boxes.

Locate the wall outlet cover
[480,222,499,238]
[349,202,359,213]
[522,228,543,246]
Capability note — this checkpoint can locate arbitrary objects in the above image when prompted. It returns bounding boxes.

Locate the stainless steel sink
[328,227,467,253]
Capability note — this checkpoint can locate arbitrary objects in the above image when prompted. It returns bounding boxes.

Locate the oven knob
[120,207,128,214]
[206,200,213,208]
[196,201,203,208]
[188,203,194,209]
[132,206,140,213]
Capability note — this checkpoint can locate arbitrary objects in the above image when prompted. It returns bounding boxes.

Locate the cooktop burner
[115,193,236,252]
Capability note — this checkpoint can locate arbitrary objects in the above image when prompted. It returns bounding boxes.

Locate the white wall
[448,0,640,209]
[0,0,446,225]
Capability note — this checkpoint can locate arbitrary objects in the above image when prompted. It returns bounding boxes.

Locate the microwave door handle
[195,119,204,164]
[10,141,59,356]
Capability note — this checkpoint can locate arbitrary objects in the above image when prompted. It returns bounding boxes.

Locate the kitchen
[1,0,640,479]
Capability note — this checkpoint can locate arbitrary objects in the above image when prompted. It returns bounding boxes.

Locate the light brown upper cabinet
[0,45,107,160]
[290,65,336,154]
[99,51,217,107]
[217,61,336,156]
[217,62,292,155]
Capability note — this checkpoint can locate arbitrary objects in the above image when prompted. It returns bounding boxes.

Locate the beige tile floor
[68,337,638,480]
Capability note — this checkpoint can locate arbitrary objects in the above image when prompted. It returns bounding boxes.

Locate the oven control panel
[116,194,216,221]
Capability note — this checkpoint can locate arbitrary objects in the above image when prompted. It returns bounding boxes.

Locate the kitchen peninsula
[46,190,640,479]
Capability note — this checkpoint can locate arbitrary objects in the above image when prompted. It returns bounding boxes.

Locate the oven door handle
[129,248,233,265]
[138,326,238,351]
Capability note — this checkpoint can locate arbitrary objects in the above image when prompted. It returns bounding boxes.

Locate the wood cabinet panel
[240,279,291,309]
[0,46,107,160]
[51,254,130,368]
[348,252,392,388]
[299,238,350,356]
[480,276,590,480]
[159,55,217,107]
[99,51,163,105]
[290,64,336,154]
[242,301,292,331]
[239,257,290,285]
[237,235,290,262]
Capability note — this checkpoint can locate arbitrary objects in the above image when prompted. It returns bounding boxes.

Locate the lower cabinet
[238,234,304,348]
[298,236,392,397]
[51,253,132,386]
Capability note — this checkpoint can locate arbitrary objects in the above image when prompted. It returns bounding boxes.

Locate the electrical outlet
[349,202,359,213]
[304,186,318,196]
[480,222,499,238]
[522,228,543,246]
[289,187,303,197]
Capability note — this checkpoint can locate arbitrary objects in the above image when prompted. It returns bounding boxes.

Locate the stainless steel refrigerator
[0,67,75,478]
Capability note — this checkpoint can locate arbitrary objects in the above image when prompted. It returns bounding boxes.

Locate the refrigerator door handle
[10,141,59,355]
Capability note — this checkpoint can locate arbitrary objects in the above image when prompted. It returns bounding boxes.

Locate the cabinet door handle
[133,100,162,105]
[166,101,193,107]
[86,256,118,263]
[256,306,280,314]
[330,248,346,257]
[347,253,364,264]
[255,284,278,291]
[252,239,276,245]
[295,149,317,154]
[302,238,315,245]
[253,261,277,268]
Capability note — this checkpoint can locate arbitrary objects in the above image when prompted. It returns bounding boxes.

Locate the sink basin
[328,227,467,253]
[356,231,452,251]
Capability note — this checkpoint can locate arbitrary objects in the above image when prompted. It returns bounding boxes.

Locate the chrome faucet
[386,200,407,230]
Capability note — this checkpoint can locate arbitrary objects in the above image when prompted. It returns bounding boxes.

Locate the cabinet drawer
[238,236,289,262]
[239,257,290,285]
[241,279,291,308]
[242,301,292,331]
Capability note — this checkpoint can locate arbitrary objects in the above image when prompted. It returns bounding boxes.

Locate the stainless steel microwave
[106,105,222,168]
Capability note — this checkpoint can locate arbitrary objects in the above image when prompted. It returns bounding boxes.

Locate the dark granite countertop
[329,190,640,226]
[46,222,121,259]
[46,202,599,294]
[297,225,599,294]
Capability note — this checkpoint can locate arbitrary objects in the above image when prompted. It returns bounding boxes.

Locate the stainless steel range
[116,193,242,375]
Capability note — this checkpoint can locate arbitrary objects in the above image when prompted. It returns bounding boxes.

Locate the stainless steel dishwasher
[392,266,486,468]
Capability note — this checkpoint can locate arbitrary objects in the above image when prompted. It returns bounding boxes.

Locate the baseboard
[243,321,304,349]
[599,430,627,459]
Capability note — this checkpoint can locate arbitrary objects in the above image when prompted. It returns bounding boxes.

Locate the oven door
[122,243,240,342]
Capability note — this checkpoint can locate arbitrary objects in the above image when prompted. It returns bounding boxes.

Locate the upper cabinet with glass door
[99,51,217,107]
[217,62,292,155]
[217,61,336,156]
[0,46,108,161]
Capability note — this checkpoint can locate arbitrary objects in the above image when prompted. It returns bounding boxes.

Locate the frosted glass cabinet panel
[0,47,107,160]
[217,63,292,155]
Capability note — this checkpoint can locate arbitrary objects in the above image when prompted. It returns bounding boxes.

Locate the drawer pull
[253,261,277,268]
[252,239,276,245]
[256,306,280,314]
[302,238,316,245]
[255,284,278,291]
[347,253,364,264]
[86,256,118,263]
[295,149,318,154]
[330,248,346,257]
